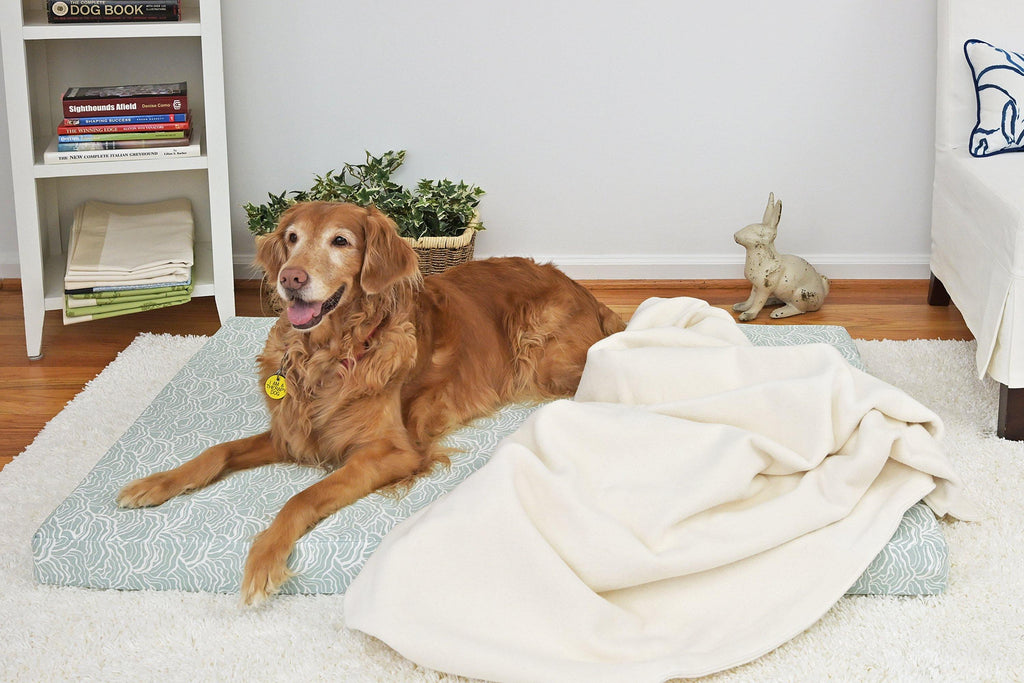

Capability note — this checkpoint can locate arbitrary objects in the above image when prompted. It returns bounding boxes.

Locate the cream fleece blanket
[344,297,974,683]
[64,199,194,288]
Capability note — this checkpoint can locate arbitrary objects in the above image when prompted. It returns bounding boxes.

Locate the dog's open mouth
[286,285,345,330]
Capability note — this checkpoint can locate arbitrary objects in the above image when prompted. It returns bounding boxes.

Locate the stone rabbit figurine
[733,193,829,321]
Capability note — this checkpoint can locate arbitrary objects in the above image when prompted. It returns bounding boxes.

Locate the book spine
[58,121,190,135]
[58,131,187,142]
[63,95,187,118]
[44,142,199,164]
[47,1,180,23]
[57,136,190,151]
[63,114,189,125]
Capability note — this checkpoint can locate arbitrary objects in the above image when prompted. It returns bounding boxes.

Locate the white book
[43,135,200,164]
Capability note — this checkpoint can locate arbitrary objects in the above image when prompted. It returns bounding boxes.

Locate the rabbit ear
[762,193,776,225]
[762,193,782,229]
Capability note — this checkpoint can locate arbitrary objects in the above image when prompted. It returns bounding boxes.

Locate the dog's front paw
[733,302,750,312]
[117,471,188,508]
[738,310,758,322]
[240,529,294,607]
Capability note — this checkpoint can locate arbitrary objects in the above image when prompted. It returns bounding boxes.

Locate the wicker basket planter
[244,152,486,278]
[403,225,478,277]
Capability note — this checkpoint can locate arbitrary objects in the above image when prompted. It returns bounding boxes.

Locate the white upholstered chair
[930,0,1024,438]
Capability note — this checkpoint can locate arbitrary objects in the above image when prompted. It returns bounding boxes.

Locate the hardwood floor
[0,278,970,472]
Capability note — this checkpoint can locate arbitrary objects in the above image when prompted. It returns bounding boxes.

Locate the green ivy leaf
[244,150,485,238]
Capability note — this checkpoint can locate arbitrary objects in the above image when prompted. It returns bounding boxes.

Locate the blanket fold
[344,297,974,683]
[64,198,194,288]
[62,199,195,324]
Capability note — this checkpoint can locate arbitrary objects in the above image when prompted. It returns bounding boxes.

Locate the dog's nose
[279,267,308,291]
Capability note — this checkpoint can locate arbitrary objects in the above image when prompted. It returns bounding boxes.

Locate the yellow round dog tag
[264,373,287,400]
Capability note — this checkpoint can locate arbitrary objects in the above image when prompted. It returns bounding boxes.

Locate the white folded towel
[65,199,194,289]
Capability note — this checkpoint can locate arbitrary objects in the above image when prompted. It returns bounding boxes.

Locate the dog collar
[266,321,383,394]
[340,322,382,371]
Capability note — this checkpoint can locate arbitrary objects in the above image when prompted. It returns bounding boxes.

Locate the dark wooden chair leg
[925,274,1021,438]
[928,272,951,306]
[998,384,1024,440]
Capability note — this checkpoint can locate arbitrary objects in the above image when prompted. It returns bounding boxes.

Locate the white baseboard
[0,253,931,282]
[234,252,931,280]
[0,262,22,280]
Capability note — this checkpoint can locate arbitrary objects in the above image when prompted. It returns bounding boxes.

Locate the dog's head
[255,202,419,330]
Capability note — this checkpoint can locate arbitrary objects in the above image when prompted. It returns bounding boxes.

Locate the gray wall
[0,0,937,279]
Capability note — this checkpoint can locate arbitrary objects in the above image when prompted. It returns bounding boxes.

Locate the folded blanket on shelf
[345,297,976,683]
[63,273,193,290]
[62,198,194,324]
[65,282,195,309]
[64,198,194,290]
[65,279,193,295]
[62,292,192,325]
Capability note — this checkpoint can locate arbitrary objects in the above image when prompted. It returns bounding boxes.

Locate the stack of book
[63,198,195,324]
[44,81,198,164]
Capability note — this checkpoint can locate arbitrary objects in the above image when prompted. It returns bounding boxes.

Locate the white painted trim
[536,253,931,280]
[0,262,21,280]
[0,253,932,281]
[235,260,264,281]
[230,252,932,281]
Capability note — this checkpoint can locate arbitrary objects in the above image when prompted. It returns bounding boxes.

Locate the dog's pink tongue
[287,300,322,326]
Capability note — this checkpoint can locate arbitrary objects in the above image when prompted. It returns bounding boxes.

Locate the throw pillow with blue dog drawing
[965,39,1024,157]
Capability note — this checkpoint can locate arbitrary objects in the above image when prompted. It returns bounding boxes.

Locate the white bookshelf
[1,0,234,358]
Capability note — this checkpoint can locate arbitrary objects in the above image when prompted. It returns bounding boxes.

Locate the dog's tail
[821,275,831,297]
[598,302,627,337]
[565,275,626,337]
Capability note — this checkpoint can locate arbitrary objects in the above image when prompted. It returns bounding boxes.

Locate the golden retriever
[117,201,625,605]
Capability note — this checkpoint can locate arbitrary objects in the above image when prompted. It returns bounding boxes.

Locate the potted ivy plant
[244,150,485,275]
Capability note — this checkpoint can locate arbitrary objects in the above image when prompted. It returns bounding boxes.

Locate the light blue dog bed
[32,318,948,596]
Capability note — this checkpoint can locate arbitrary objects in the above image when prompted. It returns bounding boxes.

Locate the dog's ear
[360,205,419,294]
[255,232,286,280]
[254,204,303,278]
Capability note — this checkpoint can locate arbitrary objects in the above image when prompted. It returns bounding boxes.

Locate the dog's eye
[332,235,349,247]
[287,233,298,244]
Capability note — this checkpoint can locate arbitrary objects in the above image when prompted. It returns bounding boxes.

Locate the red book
[57,119,191,135]
[62,82,187,118]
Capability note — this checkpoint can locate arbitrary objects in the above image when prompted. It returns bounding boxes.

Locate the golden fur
[118,201,625,605]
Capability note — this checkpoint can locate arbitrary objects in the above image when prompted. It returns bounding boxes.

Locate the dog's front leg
[118,431,282,508]
[240,438,422,606]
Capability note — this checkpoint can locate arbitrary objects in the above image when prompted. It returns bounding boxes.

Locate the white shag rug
[0,332,1021,682]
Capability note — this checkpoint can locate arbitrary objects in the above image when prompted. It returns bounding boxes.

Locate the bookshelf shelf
[33,125,210,178]
[1,0,234,358]
[33,148,211,178]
